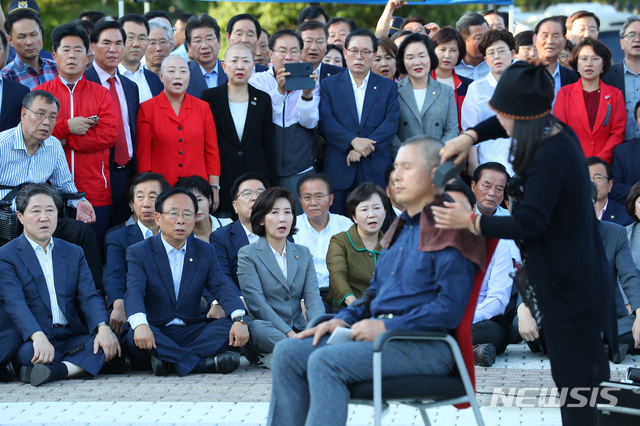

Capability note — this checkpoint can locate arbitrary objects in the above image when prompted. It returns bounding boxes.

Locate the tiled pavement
[0,343,638,425]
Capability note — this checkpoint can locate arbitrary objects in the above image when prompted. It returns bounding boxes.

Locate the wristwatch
[210,184,221,190]
[233,315,249,325]
[97,321,110,329]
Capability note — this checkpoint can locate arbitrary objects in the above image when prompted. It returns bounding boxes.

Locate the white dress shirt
[137,220,154,239]
[25,236,68,326]
[461,72,514,176]
[162,236,187,326]
[270,243,288,280]
[93,64,133,158]
[294,213,353,289]
[454,59,490,81]
[241,222,259,245]
[349,70,370,123]
[118,63,153,104]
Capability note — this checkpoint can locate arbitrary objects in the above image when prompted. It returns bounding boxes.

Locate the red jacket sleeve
[595,89,626,164]
[136,102,153,173]
[202,105,220,177]
[66,89,119,152]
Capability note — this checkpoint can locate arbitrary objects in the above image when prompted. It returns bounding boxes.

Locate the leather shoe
[206,351,240,374]
[150,356,170,376]
[613,343,629,365]
[19,366,32,383]
[100,355,131,375]
[29,364,52,387]
[473,343,496,367]
[0,362,15,383]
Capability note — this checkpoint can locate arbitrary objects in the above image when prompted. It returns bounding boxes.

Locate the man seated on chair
[124,187,250,376]
[0,184,120,387]
[267,136,484,426]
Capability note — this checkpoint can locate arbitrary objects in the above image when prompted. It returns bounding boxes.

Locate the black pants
[472,318,511,354]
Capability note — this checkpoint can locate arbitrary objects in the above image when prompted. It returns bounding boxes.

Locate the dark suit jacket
[187,59,228,99]
[611,139,640,204]
[0,78,29,132]
[255,63,268,74]
[0,235,108,341]
[84,65,140,169]
[124,235,244,327]
[209,220,249,289]
[320,71,400,190]
[317,63,346,84]
[200,83,277,214]
[602,198,634,227]
[602,61,625,101]
[560,65,579,87]
[599,221,640,318]
[104,224,143,306]
[143,68,164,97]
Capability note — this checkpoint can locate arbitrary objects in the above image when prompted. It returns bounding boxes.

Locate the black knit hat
[488,60,555,120]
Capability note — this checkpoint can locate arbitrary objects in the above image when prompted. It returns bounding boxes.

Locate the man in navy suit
[225,14,268,74]
[588,156,634,226]
[210,174,269,292]
[117,14,163,104]
[124,188,249,376]
[85,21,140,228]
[185,14,228,99]
[611,100,640,204]
[320,29,400,215]
[0,184,120,386]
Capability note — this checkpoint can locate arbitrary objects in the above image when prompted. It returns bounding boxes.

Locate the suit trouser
[0,328,21,365]
[472,318,511,354]
[617,314,640,354]
[267,335,454,426]
[124,319,234,376]
[14,327,104,378]
[248,320,287,354]
[330,163,367,217]
[88,205,113,262]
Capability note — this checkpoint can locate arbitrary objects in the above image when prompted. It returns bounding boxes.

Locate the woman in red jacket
[553,38,626,164]
[136,55,221,208]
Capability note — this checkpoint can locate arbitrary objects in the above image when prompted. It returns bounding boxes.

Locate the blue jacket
[602,198,634,227]
[0,235,108,341]
[124,235,244,327]
[319,70,399,190]
[209,220,249,289]
[103,224,143,306]
[186,59,227,99]
[611,139,640,204]
[0,77,29,132]
[144,68,164,97]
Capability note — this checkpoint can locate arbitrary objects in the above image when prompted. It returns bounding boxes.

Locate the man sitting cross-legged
[124,187,249,376]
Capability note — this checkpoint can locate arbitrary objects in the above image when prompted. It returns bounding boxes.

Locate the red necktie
[107,76,129,167]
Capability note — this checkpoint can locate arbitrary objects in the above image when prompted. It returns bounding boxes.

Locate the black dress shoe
[206,351,240,374]
[19,366,32,383]
[613,343,629,365]
[29,364,52,387]
[100,355,131,375]
[473,343,496,367]
[150,356,170,376]
[0,362,15,383]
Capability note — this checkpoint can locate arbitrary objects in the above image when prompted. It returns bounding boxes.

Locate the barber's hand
[301,73,318,98]
[517,304,540,342]
[632,310,640,350]
[275,67,290,95]
[229,322,249,347]
[76,200,96,224]
[110,299,127,335]
[133,324,156,350]
[346,150,362,166]
[94,325,121,362]
[298,318,349,346]
[30,331,55,365]
[67,117,95,135]
[440,131,477,165]
[207,304,226,319]
[351,319,386,342]
[351,137,376,157]
[432,200,473,230]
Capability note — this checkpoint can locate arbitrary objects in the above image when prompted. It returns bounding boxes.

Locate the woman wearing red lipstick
[371,37,399,80]
[326,182,387,311]
[392,33,459,157]
[553,38,625,163]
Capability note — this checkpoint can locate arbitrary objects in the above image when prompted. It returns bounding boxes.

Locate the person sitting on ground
[124,187,249,376]
[237,187,325,368]
[326,182,387,311]
[0,184,120,387]
[471,162,509,217]
[0,326,21,382]
[588,156,633,227]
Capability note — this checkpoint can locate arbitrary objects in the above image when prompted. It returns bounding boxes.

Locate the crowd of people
[0,0,639,424]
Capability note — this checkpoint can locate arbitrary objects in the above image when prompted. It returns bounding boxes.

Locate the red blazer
[136,91,220,186]
[553,79,626,163]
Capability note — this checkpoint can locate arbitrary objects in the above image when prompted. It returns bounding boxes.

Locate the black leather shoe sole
[100,355,131,375]
[613,343,629,364]
[150,356,170,376]
[29,364,52,387]
[474,343,496,367]
[207,352,240,374]
[0,362,15,383]
[19,366,32,383]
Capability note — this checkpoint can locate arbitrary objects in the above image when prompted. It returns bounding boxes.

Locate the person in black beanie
[434,59,617,426]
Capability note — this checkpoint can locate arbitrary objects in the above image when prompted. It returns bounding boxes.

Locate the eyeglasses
[558,53,570,61]
[623,32,640,41]
[235,189,265,200]
[485,48,509,58]
[191,36,218,46]
[25,108,57,123]
[303,38,326,47]
[148,39,169,47]
[591,174,609,183]
[159,210,195,220]
[301,194,328,203]
[272,47,301,57]
[346,48,374,58]
[574,27,598,37]
[126,35,148,44]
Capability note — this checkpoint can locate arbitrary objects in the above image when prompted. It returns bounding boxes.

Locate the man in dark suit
[225,14,268,74]
[0,76,29,132]
[611,100,640,204]
[124,187,249,376]
[85,21,140,228]
[210,174,269,291]
[185,14,227,99]
[320,29,400,215]
[602,17,640,142]
[117,14,163,104]
[0,184,120,386]
[0,327,21,382]
[588,156,634,226]
[532,17,578,99]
